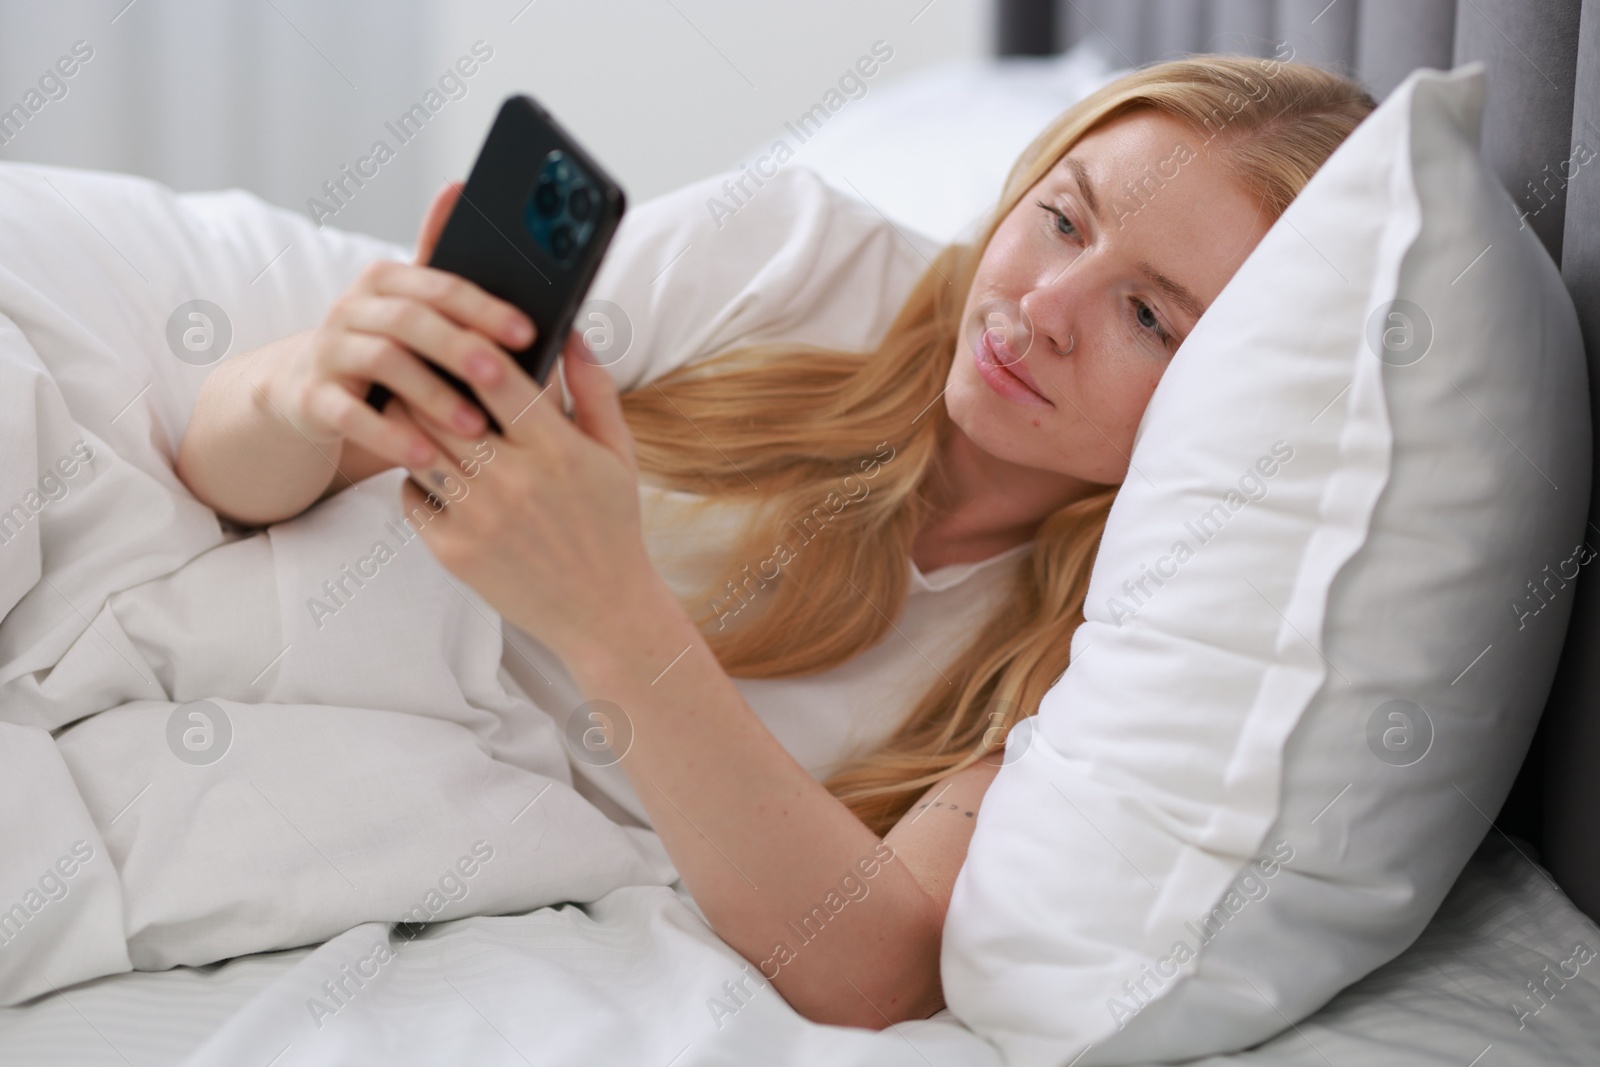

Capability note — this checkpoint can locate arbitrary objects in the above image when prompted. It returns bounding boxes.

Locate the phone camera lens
[568,186,595,222]
[551,224,575,259]
[534,176,562,218]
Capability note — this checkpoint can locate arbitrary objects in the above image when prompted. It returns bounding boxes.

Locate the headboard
[997,0,1600,922]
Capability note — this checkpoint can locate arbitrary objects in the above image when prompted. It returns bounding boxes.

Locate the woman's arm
[566,596,1001,1027]
[177,329,386,524]
[389,340,1002,1029]
[175,182,535,527]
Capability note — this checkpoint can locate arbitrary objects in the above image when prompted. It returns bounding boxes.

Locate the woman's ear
[413,181,463,265]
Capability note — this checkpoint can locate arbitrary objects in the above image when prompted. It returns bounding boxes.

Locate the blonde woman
[177,57,1375,1028]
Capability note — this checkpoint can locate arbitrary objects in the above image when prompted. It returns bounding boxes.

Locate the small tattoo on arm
[917,801,973,815]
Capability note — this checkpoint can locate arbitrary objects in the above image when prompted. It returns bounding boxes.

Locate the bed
[3,2,1600,1065]
[0,829,1592,1067]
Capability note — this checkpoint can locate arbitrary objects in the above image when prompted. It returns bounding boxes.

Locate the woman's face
[945,110,1275,485]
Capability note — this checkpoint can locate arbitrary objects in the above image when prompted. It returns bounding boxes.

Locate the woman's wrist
[559,571,699,695]
[176,333,346,526]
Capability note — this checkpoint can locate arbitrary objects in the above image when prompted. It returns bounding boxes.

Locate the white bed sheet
[4,833,1597,1067]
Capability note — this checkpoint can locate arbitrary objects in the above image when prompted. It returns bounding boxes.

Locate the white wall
[0,0,989,244]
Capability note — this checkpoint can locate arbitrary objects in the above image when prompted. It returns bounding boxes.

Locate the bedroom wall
[0,0,990,244]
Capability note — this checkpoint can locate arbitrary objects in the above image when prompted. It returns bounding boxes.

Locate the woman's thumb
[414,181,462,265]
[561,331,635,467]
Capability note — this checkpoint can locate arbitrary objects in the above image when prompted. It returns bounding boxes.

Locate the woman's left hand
[394,331,667,664]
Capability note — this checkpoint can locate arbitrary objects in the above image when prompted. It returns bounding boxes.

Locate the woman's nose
[1018,285,1078,360]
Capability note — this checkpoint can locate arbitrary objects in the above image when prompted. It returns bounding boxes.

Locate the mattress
[3,832,1596,1067]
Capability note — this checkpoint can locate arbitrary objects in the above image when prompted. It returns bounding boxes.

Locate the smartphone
[365,94,626,432]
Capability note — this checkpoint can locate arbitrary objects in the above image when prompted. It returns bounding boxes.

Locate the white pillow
[941,64,1589,1066]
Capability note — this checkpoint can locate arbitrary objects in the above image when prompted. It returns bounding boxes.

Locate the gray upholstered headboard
[996,0,1600,921]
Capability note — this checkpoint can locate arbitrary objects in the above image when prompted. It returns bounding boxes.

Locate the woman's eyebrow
[1138,260,1206,321]
[1057,154,1205,321]
[1059,156,1103,225]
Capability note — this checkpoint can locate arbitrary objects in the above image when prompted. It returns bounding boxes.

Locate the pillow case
[941,65,1589,1066]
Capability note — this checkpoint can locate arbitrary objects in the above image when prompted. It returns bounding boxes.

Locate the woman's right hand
[261,181,536,470]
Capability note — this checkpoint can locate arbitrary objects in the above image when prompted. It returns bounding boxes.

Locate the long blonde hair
[620,56,1376,834]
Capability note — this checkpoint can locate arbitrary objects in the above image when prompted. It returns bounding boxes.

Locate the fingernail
[467,351,500,384]
[508,316,534,346]
[407,439,435,465]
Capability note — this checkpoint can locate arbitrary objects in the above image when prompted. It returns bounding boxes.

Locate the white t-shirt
[499,165,1030,828]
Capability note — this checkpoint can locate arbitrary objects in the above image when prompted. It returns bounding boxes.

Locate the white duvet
[2,833,1596,1066]
[0,159,674,1004]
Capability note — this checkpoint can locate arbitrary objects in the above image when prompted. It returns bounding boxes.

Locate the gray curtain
[1053,0,1449,94]
[1454,0,1582,258]
[1009,0,1585,262]
[1541,0,1600,926]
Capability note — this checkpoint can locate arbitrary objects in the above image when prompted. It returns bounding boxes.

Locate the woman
[176,56,1374,1028]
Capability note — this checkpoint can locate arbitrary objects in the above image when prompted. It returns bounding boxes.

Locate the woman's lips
[974,328,1053,408]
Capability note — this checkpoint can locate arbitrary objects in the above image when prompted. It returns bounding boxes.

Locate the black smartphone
[365,93,626,432]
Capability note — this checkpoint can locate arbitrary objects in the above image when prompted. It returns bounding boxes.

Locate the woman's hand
[393,331,670,665]
[261,182,537,471]
[177,182,543,527]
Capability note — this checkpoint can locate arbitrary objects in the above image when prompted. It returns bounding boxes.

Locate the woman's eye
[1037,200,1078,238]
[1132,299,1173,345]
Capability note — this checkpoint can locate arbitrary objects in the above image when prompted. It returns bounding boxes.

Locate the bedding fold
[0,160,672,1005]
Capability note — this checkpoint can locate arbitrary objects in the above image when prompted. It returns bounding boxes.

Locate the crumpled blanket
[0,160,672,1006]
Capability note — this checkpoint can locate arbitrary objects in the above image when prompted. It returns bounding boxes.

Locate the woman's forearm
[384,341,990,1026]
[563,582,948,1029]
[177,330,353,526]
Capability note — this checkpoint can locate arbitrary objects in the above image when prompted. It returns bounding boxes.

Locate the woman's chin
[945,376,1046,468]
